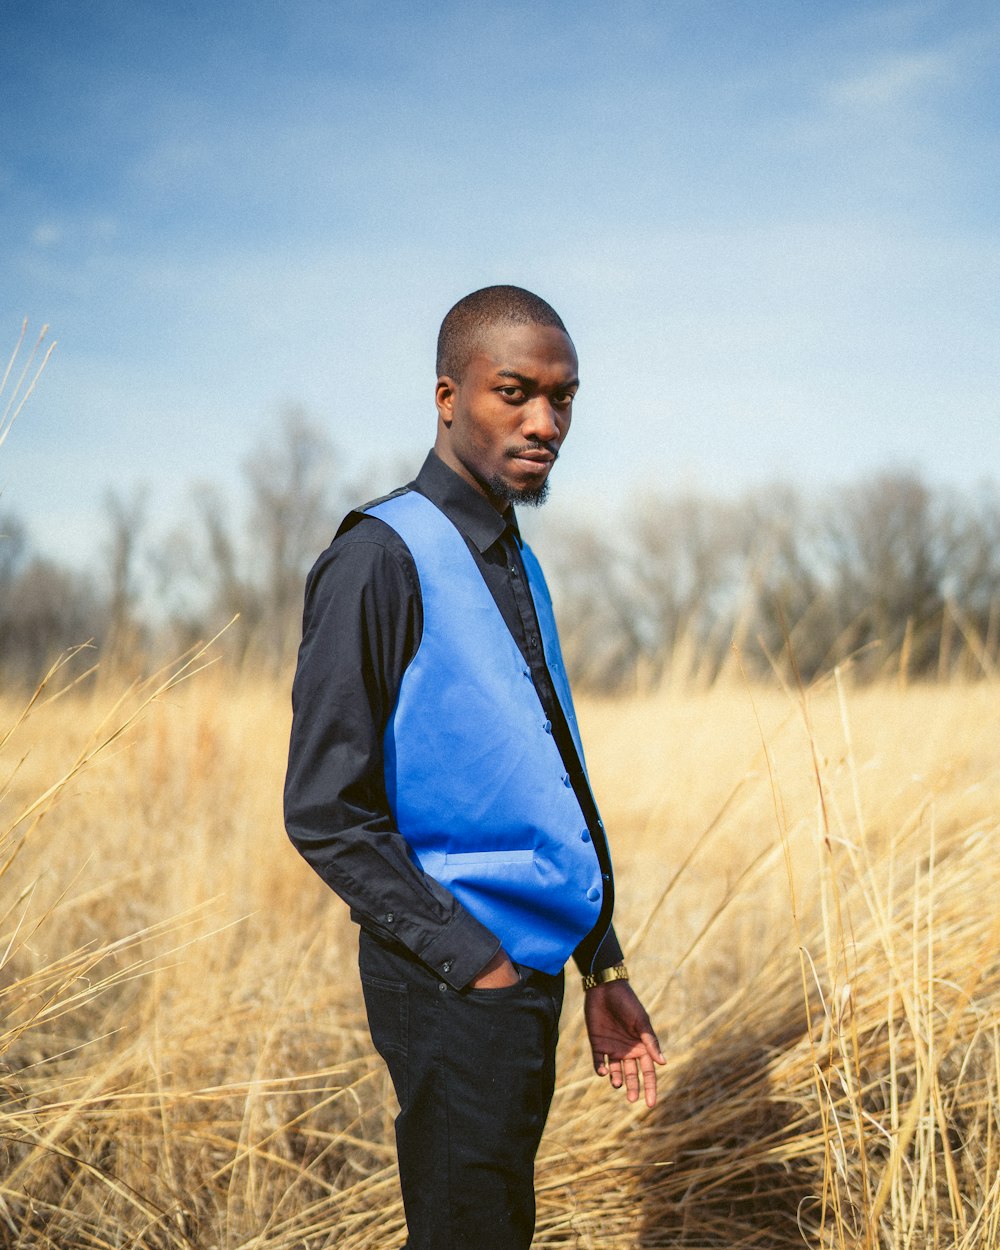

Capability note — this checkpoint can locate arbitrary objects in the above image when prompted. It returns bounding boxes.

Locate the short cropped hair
[436,285,567,380]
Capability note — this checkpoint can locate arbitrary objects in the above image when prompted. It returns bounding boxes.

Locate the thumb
[643,1030,666,1064]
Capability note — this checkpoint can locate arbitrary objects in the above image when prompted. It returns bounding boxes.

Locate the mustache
[505,442,558,461]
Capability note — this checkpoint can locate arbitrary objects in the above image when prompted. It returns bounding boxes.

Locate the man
[284,285,663,1250]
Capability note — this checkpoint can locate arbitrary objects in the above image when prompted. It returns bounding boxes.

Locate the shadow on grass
[637,1006,822,1250]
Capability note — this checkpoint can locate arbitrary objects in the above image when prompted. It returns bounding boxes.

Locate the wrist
[471,950,518,988]
[581,961,629,991]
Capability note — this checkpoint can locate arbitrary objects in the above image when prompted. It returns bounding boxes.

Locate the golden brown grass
[0,320,56,451]
[1,657,999,1248]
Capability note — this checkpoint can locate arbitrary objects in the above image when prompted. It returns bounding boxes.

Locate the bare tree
[0,510,28,590]
[100,486,149,660]
[539,520,646,690]
[0,554,102,684]
[818,472,952,677]
[242,407,343,667]
[541,468,999,690]
[945,482,1000,675]
[737,486,835,679]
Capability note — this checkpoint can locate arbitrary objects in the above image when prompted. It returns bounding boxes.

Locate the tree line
[543,471,1000,688]
[2,409,998,690]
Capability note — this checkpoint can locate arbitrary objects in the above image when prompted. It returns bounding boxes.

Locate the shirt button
[543,720,552,734]
[522,667,531,678]
[587,887,601,902]
[580,829,591,842]
[563,775,572,787]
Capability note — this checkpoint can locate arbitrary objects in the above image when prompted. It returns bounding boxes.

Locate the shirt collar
[414,450,521,553]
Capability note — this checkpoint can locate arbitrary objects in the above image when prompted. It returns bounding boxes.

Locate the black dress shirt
[284,450,623,990]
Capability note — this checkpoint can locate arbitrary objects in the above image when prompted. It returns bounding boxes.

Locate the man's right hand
[469,949,520,988]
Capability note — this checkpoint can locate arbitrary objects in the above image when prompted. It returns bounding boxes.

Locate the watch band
[581,961,629,991]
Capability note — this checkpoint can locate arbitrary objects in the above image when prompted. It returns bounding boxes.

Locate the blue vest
[368,490,605,974]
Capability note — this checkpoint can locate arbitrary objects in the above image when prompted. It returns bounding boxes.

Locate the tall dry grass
[1,654,998,1248]
[0,320,56,452]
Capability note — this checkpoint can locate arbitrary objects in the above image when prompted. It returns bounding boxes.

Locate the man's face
[434,322,579,510]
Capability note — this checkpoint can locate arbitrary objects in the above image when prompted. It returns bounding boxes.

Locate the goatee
[486,474,551,508]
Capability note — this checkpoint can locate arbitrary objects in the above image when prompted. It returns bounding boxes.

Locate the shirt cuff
[416,907,502,990]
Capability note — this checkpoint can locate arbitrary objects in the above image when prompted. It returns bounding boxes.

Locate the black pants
[359,929,565,1250]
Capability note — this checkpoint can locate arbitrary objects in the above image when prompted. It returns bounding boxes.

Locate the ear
[435,375,458,426]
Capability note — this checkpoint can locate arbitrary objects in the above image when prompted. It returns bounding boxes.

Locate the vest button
[580,830,591,842]
[586,887,601,902]
[385,913,394,924]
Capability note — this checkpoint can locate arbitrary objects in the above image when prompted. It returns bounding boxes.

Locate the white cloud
[28,215,120,252]
[828,48,955,108]
[31,222,63,248]
[131,137,221,193]
[90,215,120,242]
[821,12,1000,117]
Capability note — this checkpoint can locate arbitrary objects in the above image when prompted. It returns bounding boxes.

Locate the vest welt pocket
[444,849,535,866]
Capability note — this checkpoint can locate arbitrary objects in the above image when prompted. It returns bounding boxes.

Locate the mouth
[507,446,556,469]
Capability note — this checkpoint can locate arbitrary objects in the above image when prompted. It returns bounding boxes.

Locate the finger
[608,1059,624,1090]
[639,1051,658,1108]
[623,1059,641,1104]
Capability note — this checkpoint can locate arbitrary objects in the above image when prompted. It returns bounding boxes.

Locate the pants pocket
[463,962,529,1000]
[360,972,409,1107]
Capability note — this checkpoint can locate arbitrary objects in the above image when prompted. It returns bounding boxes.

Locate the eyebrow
[495,369,580,388]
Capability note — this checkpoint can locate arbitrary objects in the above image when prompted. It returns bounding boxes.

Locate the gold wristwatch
[581,961,629,991]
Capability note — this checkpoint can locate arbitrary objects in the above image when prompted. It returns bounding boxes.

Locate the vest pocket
[444,849,535,866]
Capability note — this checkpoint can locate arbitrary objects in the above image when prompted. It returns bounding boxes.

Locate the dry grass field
[2,652,999,1249]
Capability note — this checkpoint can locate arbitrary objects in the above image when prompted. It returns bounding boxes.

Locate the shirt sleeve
[283,525,502,990]
[573,922,625,975]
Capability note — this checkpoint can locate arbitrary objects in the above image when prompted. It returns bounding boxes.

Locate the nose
[521,398,563,446]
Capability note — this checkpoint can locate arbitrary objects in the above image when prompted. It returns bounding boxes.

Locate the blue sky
[3,0,998,566]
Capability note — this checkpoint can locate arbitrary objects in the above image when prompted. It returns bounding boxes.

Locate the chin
[487,473,551,508]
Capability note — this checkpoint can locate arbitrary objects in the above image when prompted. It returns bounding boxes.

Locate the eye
[553,390,576,408]
[497,385,525,401]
